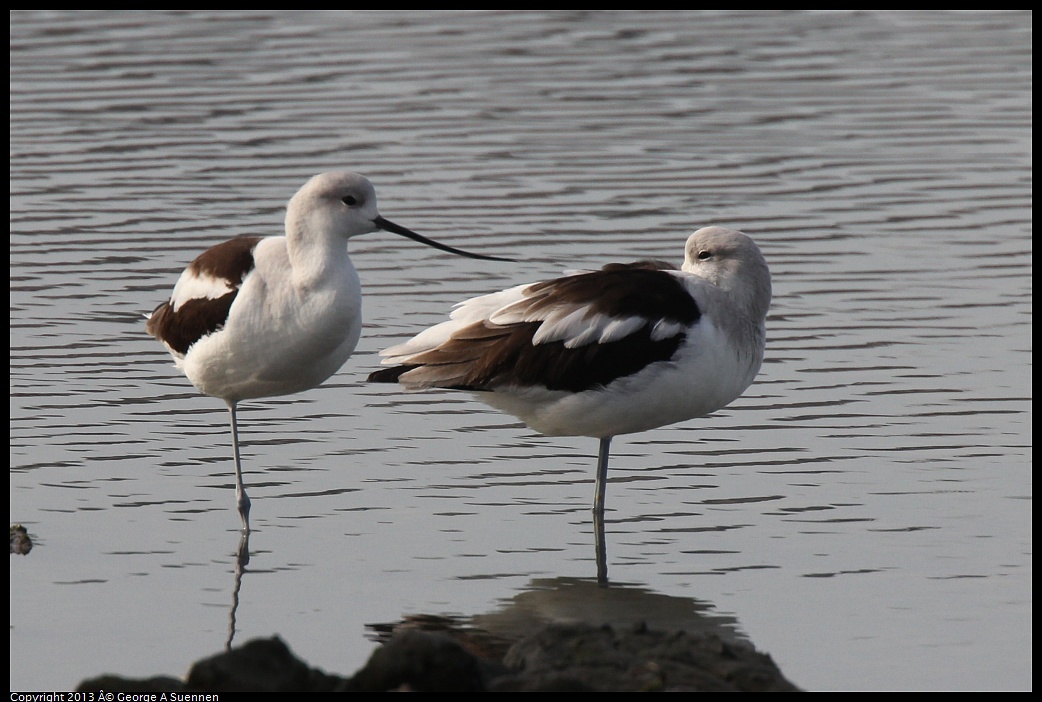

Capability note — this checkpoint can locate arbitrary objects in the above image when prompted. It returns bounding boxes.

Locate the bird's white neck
[284,204,354,288]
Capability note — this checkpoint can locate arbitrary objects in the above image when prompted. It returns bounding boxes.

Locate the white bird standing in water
[147,171,509,533]
[369,226,771,521]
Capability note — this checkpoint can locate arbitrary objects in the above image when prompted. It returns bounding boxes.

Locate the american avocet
[369,226,771,521]
[147,171,509,533]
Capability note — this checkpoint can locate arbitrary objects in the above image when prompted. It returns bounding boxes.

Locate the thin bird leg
[594,507,608,585]
[593,436,612,516]
[228,402,251,533]
[593,436,612,584]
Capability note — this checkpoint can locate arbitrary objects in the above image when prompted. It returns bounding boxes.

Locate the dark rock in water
[75,621,801,692]
[493,621,800,692]
[10,524,32,555]
[186,637,344,692]
[366,612,515,662]
[77,638,345,694]
[76,675,185,693]
[348,629,499,692]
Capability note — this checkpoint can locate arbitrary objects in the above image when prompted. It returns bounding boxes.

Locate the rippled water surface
[10,10,1031,691]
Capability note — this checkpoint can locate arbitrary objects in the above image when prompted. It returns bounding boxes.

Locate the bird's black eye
[697,249,713,261]
[342,195,358,207]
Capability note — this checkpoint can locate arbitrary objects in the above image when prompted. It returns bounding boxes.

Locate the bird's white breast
[183,237,362,402]
[479,313,763,439]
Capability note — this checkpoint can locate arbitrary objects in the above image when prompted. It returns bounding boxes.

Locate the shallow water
[10,10,1031,691]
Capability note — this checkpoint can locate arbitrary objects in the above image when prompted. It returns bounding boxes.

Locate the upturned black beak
[374,216,513,262]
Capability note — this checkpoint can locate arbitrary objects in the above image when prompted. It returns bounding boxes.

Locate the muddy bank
[76,619,800,692]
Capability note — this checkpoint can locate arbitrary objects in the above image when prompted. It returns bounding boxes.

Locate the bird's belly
[479,336,762,439]
[182,285,362,403]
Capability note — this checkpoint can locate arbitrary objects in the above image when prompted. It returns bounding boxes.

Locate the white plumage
[371,226,771,515]
[148,171,507,532]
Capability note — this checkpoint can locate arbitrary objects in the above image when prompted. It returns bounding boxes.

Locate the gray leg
[229,402,251,533]
[594,502,608,585]
[593,436,612,516]
[593,436,612,584]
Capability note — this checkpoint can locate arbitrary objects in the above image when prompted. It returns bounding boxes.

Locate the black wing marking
[146,236,261,355]
[370,261,702,393]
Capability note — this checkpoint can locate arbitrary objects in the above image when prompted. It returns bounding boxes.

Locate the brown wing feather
[370,261,701,393]
[146,236,262,356]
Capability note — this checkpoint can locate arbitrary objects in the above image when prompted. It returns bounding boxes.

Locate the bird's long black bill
[374,216,513,262]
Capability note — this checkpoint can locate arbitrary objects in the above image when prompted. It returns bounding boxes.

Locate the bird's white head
[683,226,772,322]
[287,171,383,242]
[287,171,512,262]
